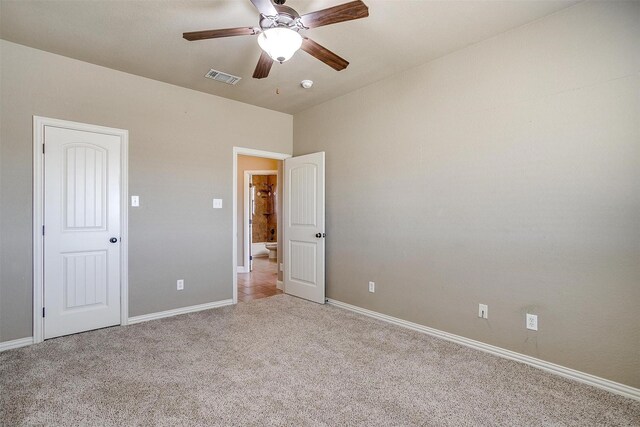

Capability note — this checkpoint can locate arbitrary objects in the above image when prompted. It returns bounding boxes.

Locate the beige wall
[0,40,292,342]
[236,155,278,269]
[294,1,640,387]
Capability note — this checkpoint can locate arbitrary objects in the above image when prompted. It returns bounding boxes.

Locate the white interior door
[44,126,121,339]
[283,152,325,304]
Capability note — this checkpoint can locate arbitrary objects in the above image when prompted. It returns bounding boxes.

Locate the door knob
[315,233,322,238]
[109,237,118,243]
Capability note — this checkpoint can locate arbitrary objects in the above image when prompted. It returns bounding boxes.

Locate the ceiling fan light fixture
[257,27,302,63]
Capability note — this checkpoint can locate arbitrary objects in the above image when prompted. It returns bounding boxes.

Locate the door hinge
[42,144,45,154]
[42,307,45,318]
[250,255,253,260]
[42,225,45,236]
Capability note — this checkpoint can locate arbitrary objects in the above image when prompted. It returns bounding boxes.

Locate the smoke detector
[301,80,313,89]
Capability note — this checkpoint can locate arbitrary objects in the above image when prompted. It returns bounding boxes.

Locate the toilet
[265,242,278,260]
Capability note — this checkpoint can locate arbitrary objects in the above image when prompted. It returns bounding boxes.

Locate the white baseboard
[237,266,249,274]
[128,299,234,325]
[276,280,283,290]
[0,336,34,352]
[326,298,640,401]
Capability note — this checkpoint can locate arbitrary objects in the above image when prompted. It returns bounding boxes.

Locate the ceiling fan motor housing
[259,5,305,32]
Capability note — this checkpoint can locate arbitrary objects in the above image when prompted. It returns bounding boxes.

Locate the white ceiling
[0,0,578,114]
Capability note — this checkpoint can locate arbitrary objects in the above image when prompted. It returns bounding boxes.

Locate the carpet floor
[1,294,638,426]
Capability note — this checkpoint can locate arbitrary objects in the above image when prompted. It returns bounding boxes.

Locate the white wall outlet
[213,198,223,209]
[131,195,139,207]
[478,304,488,319]
[526,313,538,330]
[368,281,375,293]
[279,263,284,272]
[177,279,184,291]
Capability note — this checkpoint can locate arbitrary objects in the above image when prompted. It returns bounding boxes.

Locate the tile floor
[237,256,282,302]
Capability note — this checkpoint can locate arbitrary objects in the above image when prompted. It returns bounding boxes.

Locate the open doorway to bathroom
[247,171,277,272]
[236,155,284,302]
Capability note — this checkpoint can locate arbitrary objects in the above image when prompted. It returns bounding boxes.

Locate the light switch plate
[213,198,223,209]
[131,195,139,207]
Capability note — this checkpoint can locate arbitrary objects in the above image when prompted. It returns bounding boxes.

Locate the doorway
[232,147,326,305]
[236,158,282,302]
[33,116,129,343]
[244,169,278,273]
[233,148,290,304]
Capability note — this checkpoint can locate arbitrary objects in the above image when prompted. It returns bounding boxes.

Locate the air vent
[204,69,241,85]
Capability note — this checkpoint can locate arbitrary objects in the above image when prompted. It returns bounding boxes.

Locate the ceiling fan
[183,0,369,79]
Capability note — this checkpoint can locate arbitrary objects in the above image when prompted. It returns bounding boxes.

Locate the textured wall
[0,41,292,341]
[294,1,640,387]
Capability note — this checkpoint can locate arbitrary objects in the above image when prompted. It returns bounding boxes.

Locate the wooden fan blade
[301,37,349,71]
[253,51,274,79]
[300,0,369,29]
[183,27,256,41]
[250,0,278,16]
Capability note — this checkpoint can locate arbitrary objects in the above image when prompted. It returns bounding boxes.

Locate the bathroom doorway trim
[233,147,291,305]
[242,170,278,274]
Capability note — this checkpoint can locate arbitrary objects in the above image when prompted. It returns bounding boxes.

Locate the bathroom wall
[251,175,277,243]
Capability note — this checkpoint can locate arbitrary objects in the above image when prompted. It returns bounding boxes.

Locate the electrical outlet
[131,195,139,207]
[177,279,184,291]
[279,263,284,272]
[368,281,375,293]
[526,313,538,330]
[478,304,488,319]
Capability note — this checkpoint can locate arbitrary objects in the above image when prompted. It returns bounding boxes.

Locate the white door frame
[232,147,290,304]
[33,116,129,343]
[241,169,278,273]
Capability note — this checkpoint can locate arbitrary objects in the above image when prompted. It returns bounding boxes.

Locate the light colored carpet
[1,294,638,426]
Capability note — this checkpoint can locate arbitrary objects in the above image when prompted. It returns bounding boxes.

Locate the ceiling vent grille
[204,69,241,85]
